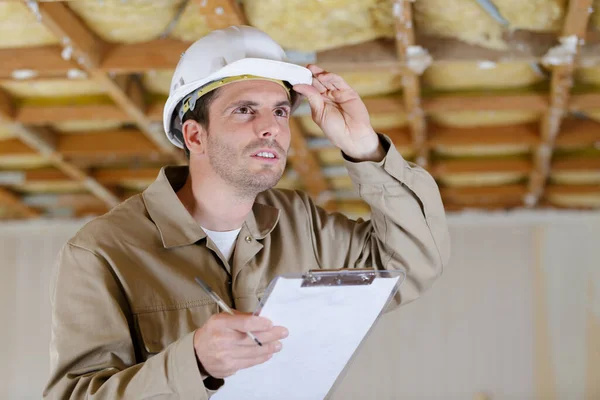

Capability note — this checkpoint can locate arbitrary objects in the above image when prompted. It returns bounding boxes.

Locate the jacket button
[245,236,252,243]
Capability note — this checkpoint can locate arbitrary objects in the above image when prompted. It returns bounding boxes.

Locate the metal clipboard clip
[301,268,377,287]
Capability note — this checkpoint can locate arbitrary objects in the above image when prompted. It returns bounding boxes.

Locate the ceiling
[0,0,599,220]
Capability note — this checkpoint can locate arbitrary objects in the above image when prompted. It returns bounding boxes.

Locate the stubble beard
[207,134,286,197]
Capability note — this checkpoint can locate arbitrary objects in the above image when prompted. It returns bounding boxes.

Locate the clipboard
[212,268,405,400]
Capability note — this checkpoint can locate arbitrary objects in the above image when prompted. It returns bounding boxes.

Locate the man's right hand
[193,312,288,379]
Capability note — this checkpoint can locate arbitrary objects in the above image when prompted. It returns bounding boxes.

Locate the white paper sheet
[212,274,401,400]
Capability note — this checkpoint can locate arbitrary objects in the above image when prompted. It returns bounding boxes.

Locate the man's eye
[235,107,252,114]
[274,108,289,117]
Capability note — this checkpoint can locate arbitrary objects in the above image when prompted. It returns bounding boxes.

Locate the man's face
[203,80,292,195]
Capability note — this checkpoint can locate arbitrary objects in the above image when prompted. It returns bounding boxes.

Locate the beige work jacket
[43,135,450,399]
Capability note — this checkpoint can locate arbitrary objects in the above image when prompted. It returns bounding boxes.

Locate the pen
[194,277,263,346]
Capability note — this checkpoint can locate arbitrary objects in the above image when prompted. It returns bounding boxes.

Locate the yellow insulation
[68,0,209,44]
[243,0,394,52]
[0,156,49,170]
[438,172,527,187]
[52,121,124,133]
[1,79,105,99]
[576,67,600,86]
[547,194,600,208]
[0,3,58,48]
[339,70,403,97]
[143,70,174,95]
[423,62,545,90]
[429,110,540,127]
[0,125,14,140]
[415,0,565,50]
[550,171,600,185]
[586,110,600,122]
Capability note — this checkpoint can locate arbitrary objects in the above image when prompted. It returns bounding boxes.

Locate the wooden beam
[555,118,600,147]
[57,129,161,157]
[551,157,600,171]
[0,187,40,218]
[428,124,540,147]
[288,118,336,211]
[17,104,130,125]
[29,1,183,162]
[440,184,528,205]
[431,159,532,176]
[0,45,77,79]
[0,88,16,119]
[527,0,594,206]
[393,0,428,167]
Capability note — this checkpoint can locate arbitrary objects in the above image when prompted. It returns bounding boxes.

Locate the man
[44,26,450,399]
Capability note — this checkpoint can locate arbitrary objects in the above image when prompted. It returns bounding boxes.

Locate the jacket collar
[142,166,280,249]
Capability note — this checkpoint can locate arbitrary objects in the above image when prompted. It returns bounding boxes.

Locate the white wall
[1,211,599,399]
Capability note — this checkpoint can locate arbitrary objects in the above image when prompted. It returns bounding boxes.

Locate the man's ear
[182,119,206,155]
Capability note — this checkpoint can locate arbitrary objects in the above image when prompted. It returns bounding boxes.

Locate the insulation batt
[68,0,210,43]
[0,3,58,48]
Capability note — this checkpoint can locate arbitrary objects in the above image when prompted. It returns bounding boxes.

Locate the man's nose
[255,113,281,138]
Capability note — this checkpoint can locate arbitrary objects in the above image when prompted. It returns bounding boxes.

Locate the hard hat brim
[163,58,313,148]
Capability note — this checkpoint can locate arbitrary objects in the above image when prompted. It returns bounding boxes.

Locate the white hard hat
[163,25,313,148]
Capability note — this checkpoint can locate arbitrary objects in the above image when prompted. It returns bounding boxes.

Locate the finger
[318,72,353,91]
[306,64,326,76]
[311,76,328,94]
[212,313,273,333]
[232,341,282,359]
[239,326,289,346]
[293,84,325,119]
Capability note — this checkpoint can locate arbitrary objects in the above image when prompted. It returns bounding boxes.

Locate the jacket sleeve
[299,134,451,306]
[43,243,212,399]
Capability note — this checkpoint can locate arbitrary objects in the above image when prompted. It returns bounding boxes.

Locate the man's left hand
[293,64,385,163]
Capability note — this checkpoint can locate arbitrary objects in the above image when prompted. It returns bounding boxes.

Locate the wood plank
[94,167,161,184]
[431,159,532,175]
[556,119,600,146]
[527,0,594,205]
[0,46,76,79]
[0,138,38,155]
[288,118,336,211]
[393,0,428,166]
[101,39,188,73]
[17,104,130,125]
[0,187,40,218]
[552,158,600,171]
[0,89,16,119]
[56,130,160,157]
[428,124,540,146]
[440,184,528,204]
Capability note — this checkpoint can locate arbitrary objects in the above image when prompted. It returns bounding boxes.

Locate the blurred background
[0,0,599,398]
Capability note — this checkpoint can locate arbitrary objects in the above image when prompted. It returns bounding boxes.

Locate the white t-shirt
[202,227,241,261]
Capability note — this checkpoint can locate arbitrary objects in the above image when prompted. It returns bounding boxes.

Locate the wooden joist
[393,0,428,167]
[526,0,594,206]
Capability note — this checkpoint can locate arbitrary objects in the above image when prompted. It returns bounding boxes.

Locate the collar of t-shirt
[201,227,242,261]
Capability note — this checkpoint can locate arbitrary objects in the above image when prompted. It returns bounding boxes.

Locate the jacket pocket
[136,302,217,355]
